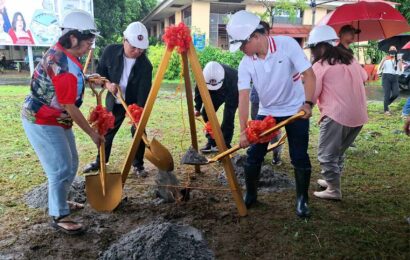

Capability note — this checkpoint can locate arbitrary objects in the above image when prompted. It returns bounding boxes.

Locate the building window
[169,15,175,25]
[182,6,191,27]
[209,3,245,50]
[272,9,303,25]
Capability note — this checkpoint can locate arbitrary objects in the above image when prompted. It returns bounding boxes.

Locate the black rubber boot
[244,164,262,208]
[294,168,311,218]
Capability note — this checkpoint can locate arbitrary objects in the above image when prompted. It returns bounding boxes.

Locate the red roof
[270,25,312,38]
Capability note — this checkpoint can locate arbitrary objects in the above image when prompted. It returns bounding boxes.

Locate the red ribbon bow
[89,105,115,135]
[162,23,192,54]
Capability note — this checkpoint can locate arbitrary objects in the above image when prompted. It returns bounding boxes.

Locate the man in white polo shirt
[227,11,316,218]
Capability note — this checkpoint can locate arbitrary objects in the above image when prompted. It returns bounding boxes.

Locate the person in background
[377,45,403,115]
[9,12,35,44]
[21,10,103,235]
[194,61,238,152]
[402,98,410,118]
[403,112,410,135]
[337,25,360,55]
[83,22,152,178]
[307,25,368,200]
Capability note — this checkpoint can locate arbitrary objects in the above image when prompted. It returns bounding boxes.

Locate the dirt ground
[0,159,302,259]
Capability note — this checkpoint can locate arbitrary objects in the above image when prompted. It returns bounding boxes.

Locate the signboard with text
[0,0,93,46]
[193,33,206,51]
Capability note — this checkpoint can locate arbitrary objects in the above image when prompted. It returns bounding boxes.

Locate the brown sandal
[51,216,86,235]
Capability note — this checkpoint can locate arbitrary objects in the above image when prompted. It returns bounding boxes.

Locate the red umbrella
[403,41,410,50]
[318,1,410,41]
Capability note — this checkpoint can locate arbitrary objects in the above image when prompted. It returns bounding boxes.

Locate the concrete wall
[245,4,267,15]
[156,23,162,38]
[191,1,210,41]
[303,7,328,26]
[175,10,182,24]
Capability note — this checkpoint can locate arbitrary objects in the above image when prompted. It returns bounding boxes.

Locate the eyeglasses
[229,34,255,47]
[125,39,141,52]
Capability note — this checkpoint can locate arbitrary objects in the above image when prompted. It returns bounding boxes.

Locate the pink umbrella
[403,41,410,50]
[318,1,410,41]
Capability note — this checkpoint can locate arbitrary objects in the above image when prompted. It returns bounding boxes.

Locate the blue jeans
[22,118,78,217]
[402,97,410,116]
[246,115,311,169]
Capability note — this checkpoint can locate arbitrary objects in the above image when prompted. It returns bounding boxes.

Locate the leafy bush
[197,46,244,69]
[147,44,182,80]
[147,44,244,80]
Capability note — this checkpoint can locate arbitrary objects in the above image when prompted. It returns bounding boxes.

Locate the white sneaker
[317,179,328,188]
[210,146,219,153]
[313,188,342,200]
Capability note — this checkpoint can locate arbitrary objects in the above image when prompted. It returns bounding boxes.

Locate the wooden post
[187,43,247,217]
[181,53,200,174]
[121,48,174,184]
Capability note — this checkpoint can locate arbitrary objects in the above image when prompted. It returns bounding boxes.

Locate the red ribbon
[246,116,279,144]
[204,121,215,139]
[88,105,115,135]
[128,104,144,124]
[162,23,192,53]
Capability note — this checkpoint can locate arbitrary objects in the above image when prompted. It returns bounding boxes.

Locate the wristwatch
[304,101,314,108]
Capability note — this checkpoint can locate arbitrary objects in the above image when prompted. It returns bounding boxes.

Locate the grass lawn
[0,84,409,258]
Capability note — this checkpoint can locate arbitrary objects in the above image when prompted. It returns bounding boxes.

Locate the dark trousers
[201,94,237,148]
[382,73,399,112]
[95,104,145,168]
[246,114,311,169]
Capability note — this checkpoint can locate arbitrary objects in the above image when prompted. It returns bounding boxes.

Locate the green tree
[259,0,307,25]
[93,0,157,57]
[395,0,410,23]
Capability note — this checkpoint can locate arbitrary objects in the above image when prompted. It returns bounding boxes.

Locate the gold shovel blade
[144,137,174,171]
[85,172,123,212]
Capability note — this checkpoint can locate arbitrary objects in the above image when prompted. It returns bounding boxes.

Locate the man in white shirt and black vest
[83,22,153,177]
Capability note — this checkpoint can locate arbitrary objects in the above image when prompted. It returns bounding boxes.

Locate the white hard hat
[61,10,99,36]
[123,22,149,49]
[306,25,339,48]
[203,61,225,91]
[226,10,261,52]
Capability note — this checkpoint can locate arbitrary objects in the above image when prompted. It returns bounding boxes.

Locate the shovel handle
[112,85,150,145]
[210,111,305,163]
[260,111,305,136]
[99,141,107,196]
[83,50,93,74]
[267,132,287,152]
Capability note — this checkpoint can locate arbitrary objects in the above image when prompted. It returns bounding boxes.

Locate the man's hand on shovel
[239,130,250,148]
[104,82,118,95]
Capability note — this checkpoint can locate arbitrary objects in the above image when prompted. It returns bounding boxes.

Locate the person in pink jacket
[307,25,368,200]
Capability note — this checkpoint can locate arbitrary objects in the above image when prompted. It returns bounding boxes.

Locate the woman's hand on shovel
[90,131,105,148]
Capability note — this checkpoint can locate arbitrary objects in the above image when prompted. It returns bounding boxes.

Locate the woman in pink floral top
[307,25,368,200]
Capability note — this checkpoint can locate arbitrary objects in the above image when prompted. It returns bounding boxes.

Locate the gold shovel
[181,111,304,165]
[113,85,174,173]
[85,85,122,212]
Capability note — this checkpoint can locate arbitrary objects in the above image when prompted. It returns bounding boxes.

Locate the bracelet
[304,101,314,108]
